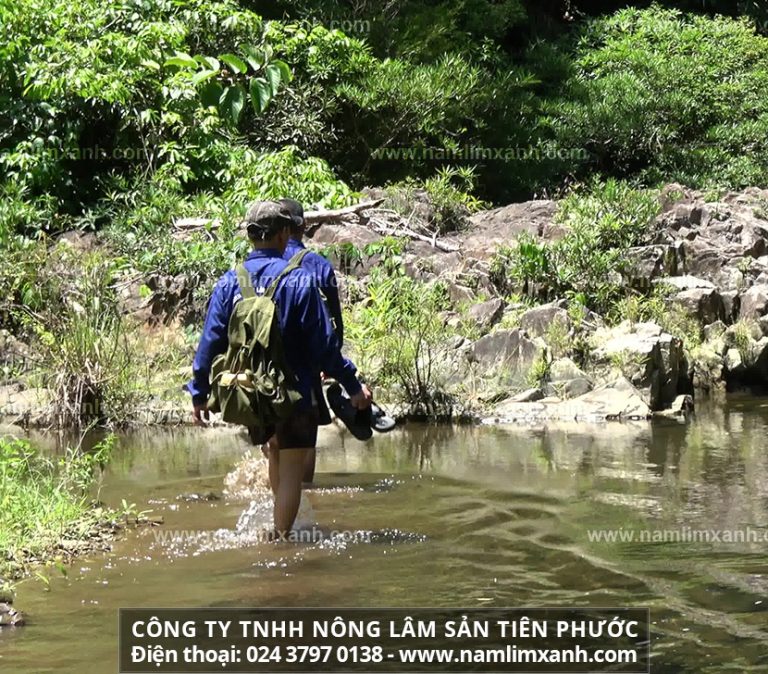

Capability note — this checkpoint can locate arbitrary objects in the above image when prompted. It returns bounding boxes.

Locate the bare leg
[268,445,280,498]
[302,448,317,486]
[272,448,310,538]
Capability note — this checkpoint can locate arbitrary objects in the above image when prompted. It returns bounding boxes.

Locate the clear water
[1,399,768,673]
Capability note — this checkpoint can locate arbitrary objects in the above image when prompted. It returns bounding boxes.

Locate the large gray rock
[670,287,725,326]
[590,321,684,410]
[467,298,504,334]
[545,357,593,399]
[656,275,715,291]
[690,343,725,392]
[308,223,382,277]
[457,200,564,261]
[489,376,651,423]
[625,245,682,286]
[519,301,571,339]
[0,330,31,372]
[739,285,768,320]
[467,329,546,386]
[651,189,768,291]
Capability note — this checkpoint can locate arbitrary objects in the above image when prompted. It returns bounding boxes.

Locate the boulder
[308,223,382,277]
[510,388,544,403]
[650,190,768,291]
[519,301,571,339]
[0,330,31,371]
[656,275,715,291]
[0,601,24,628]
[654,394,694,419]
[489,376,651,424]
[144,273,204,324]
[0,385,50,423]
[590,321,685,410]
[467,329,546,387]
[691,343,725,392]
[721,290,741,323]
[446,282,475,305]
[670,287,725,326]
[625,245,681,286]
[724,348,745,375]
[739,285,768,320]
[467,298,504,334]
[545,357,593,399]
[457,200,564,261]
[703,320,727,343]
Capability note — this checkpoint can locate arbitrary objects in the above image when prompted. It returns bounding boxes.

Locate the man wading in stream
[187,200,372,539]
[274,197,344,485]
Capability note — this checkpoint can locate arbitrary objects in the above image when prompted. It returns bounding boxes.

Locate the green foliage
[0,435,115,578]
[551,7,768,188]
[490,180,661,313]
[385,166,487,234]
[609,286,703,349]
[9,247,146,427]
[345,240,452,406]
[276,0,527,61]
[163,44,292,123]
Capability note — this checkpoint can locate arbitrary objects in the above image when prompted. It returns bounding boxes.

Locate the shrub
[0,435,115,578]
[11,247,145,427]
[550,7,768,188]
[345,239,452,407]
[384,166,487,235]
[490,180,660,313]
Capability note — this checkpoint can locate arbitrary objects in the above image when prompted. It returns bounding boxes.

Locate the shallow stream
[2,399,768,672]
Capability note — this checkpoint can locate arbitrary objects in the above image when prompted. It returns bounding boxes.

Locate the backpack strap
[265,249,311,300]
[236,265,256,300]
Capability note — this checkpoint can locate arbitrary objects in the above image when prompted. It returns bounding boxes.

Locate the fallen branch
[303,199,385,225]
[367,216,460,253]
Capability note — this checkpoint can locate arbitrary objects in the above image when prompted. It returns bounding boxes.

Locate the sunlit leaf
[249,77,271,114]
[220,53,248,74]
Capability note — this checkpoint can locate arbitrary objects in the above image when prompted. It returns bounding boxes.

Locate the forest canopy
[1,1,768,242]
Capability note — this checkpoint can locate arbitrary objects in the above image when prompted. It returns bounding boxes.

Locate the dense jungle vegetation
[3,0,768,428]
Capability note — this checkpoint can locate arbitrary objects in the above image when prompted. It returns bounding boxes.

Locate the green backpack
[207,250,310,428]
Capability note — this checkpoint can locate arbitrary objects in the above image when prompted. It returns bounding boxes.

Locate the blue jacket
[187,248,361,408]
[284,237,344,346]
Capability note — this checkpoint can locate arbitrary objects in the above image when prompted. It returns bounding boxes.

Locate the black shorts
[248,406,319,449]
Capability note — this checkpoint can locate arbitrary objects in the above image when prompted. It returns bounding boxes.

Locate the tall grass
[345,238,452,408]
[16,248,145,428]
[0,436,114,578]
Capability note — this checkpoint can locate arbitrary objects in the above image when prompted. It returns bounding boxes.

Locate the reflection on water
[2,402,768,673]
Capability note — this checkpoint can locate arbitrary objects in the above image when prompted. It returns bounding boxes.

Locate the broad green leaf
[265,64,282,96]
[241,44,264,72]
[249,77,272,114]
[141,59,161,71]
[194,55,220,71]
[220,84,246,124]
[200,81,223,108]
[220,53,248,74]
[164,52,197,69]
[272,59,293,83]
[191,69,217,86]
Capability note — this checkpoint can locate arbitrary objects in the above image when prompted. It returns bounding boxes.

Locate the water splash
[223,451,272,500]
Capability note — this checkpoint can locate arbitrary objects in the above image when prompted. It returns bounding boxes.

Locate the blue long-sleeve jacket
[187,249,361,408]
[284,237,344,346]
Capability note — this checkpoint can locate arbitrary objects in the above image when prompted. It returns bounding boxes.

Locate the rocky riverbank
[4,184,768,428]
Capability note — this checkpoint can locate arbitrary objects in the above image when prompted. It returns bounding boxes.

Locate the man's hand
[350,384,373,410]
[192,402,210,426]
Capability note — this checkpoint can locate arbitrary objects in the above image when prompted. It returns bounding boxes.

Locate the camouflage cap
[278,198,304,228]
[240,200,294,239]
